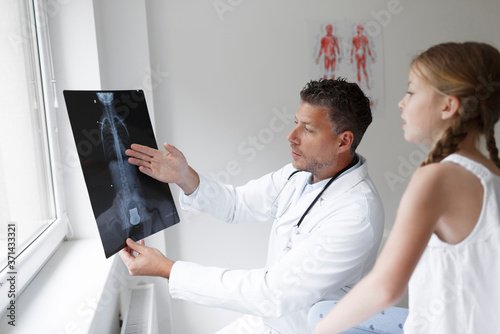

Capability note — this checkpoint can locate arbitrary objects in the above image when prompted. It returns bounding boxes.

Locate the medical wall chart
[63,90,180,258]
[308,20,384,118]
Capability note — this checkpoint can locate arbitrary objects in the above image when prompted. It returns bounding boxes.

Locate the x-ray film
[63,90,180,258]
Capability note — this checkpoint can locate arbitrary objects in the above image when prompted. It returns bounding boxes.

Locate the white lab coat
[169,156,384,334]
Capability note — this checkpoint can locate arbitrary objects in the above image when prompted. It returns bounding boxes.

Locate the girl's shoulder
[407,158,481,204]
[413,153,488,186]
[407,155,485,244]
[410,161,458,188]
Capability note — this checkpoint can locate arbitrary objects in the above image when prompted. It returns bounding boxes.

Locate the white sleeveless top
[404,154,500,333]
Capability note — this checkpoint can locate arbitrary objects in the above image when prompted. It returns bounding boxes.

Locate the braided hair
[411,42,500,168]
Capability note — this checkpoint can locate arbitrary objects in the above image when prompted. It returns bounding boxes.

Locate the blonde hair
[411,42,500,167]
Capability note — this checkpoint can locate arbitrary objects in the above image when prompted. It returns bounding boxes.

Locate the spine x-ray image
[64,90,180,258]
[98,92,150,229]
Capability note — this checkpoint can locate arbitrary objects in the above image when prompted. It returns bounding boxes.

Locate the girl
[312,42,500,333]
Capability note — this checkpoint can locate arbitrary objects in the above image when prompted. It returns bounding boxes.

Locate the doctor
[119,78,384,334]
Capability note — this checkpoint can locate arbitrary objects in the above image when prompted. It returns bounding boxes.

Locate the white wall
[48,0,500,333]
[47,0,104,251]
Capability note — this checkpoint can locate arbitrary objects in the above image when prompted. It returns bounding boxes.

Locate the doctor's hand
[119,238,174,279]
[125,143,200,195]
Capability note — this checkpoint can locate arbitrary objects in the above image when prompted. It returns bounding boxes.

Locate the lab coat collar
[311,154,368,202]
[277,155,368,226]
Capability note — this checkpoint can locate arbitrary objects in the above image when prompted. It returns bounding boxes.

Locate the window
[0,0,66,311]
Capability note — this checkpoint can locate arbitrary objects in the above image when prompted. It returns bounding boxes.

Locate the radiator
[120,283,158,334]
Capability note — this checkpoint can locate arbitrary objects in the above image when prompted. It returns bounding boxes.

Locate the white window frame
[0,0,67,313]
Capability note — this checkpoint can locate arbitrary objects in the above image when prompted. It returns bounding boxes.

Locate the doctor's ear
[337,131,354,153]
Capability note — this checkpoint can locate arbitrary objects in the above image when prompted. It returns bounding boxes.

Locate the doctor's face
[287,102,342,182]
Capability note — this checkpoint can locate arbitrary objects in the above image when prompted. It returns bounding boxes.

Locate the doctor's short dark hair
[300,78,372,152]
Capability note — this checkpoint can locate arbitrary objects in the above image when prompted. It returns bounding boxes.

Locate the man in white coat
[120,78,384,334]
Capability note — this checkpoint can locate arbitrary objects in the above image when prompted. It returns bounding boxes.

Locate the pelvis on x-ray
[64,90,179,258]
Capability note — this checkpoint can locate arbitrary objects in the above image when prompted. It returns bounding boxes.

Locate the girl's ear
[441,95,460,120]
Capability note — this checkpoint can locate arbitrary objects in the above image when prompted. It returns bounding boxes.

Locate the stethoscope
[270,154,359,251]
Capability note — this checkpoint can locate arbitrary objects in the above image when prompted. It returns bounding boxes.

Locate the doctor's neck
[311,153,358,183]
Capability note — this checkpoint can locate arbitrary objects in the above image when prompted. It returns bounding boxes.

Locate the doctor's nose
[287,126,299,144]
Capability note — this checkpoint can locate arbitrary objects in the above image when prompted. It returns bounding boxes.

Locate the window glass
[0,0,56,268]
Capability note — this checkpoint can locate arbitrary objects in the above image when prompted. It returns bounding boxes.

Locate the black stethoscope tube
[291,154,359,228]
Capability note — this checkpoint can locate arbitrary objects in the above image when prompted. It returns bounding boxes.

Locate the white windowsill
[0,238,119,333]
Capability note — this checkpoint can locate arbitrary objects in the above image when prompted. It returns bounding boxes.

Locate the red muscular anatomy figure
[350,24,374,90]
[315,24,340,80]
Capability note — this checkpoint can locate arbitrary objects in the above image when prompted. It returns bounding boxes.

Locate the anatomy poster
[308,20,384,117]
[63,90,180,258]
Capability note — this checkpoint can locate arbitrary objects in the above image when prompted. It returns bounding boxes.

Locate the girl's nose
[398,97,405,111]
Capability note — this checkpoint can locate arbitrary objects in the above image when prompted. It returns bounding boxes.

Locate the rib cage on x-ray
[97,92,150,230]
